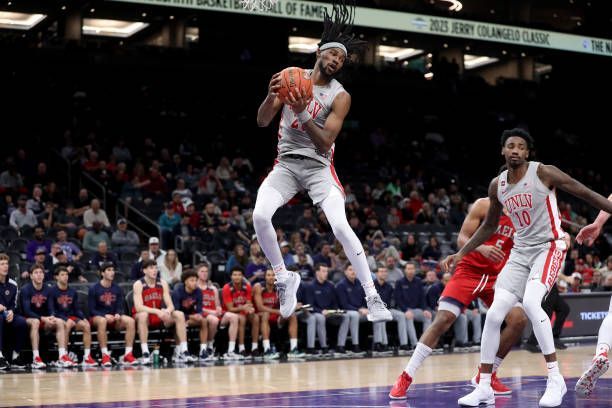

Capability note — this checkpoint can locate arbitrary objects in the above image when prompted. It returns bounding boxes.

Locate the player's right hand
[268,72,282,98]
[441,253,462,272]
[476,245,505,263]
[576,222,602,246]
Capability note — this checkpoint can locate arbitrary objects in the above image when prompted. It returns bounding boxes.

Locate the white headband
[319,42,347,56]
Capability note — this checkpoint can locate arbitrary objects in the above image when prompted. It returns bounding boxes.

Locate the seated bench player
[0,253,28,370]
[132,260,195,364]
[89,262,137,366]
[172,270,208,362]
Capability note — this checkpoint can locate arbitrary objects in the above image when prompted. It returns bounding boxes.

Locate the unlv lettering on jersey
[504,193,533,213]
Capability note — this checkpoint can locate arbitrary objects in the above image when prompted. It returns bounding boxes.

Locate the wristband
[296,110,311,124]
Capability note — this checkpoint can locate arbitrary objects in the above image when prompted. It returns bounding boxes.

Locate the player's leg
[259,312,271,353]
[576,296,612,397]
[222,312,242,359]
[346,310,361,351]
[134,312,151,363]
[391,309,408,348]
[458,288,519,406]
[314,313,328,350]
[186,314,207,359]
[287,314,301,355]
[319,188,390,322]
[74,319,94,366]
[171,311,194,362]
[118,316,137,365]
[248,313,260,355]
[372,321,385,349]
[92,316,108,354]
[300,313,317,352]
[26,318,42,364]
[336,313,350,353]
[524,241,567,407]
[64,318,75,350]
[206,314,219,348]
[453,312,469,346]
[237,313,247,354]
[7,315,28,368]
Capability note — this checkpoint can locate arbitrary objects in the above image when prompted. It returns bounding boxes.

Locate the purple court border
[12,376,612,407]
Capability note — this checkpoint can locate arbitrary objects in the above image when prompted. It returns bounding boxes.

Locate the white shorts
[495,238,568,301]
[261,155,345,205]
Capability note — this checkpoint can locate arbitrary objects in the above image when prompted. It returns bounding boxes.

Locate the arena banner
[559,292,610,338]
[109,0,612,57]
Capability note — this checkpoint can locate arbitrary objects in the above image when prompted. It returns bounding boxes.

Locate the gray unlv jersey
[277,72,347,165]
[497,161,565,248]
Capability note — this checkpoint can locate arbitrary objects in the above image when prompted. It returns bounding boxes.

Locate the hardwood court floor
[0,345,610,407]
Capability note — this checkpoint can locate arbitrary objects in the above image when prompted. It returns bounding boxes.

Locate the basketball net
[239,0,278,11]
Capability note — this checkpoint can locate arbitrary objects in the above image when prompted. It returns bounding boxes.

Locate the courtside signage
[110,0,612,57]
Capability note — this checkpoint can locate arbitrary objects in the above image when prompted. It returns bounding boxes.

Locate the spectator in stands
[0,253,28,371]
[216,157,233,183]
[373,266,408,352]
[595,274,612,291]
[42,181,60,204]
[158,249,182,286]
[395,262,432,347]
[422,236,442,260]
[334,265,367,355]
[228,205,247,231]
[21,247,53,282]
[9,195,37,233]
[133,260,195,364]
[200,202,220,229]
[91,241,118,269]
[183,199,200,229]
[54,203,82,237]
[131,249,151,281]
[312,242,333,267]
[26,226,52,262]
[385,256,404,285]
[598,255,612,278]
[143,167,167,197]
[50,266,96,366]
[211,219,239,253]
[26,186,44,215]
[348,214,366,241]
[172,178,192,200]
[73,189,91,217]
[295,253,315,281]
[197,168,222,195]
[280,241,296,267]
[111,218,140,254]
[158,203,181,249]
[226,244,248,273]
[246,252,267,285]
[83,151,100,173]
[1,195,16,218]
[297,207,316,231]
[112,139,132,163]
[196,263,241,360]
[222,266,260,357]
[83,222,111,252]
[0,158,24,192]
[148,237,166,262]
[88,263,137,366]
[54,249,86,283]
[83,199,110,229]
[31,162,50,188]
[38,202,57,230]
[170,193,186,216]
[293,243,313,266]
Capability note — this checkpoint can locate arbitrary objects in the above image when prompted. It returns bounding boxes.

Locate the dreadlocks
[318,0,368,61]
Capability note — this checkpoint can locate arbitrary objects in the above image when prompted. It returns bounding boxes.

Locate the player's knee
[125,317,135,328]
[433,311,455,331]
[30,319,40,329]
[82,321,91,332]
[172,311,185,323]
[252,207,271,228]
[506,308,528,330]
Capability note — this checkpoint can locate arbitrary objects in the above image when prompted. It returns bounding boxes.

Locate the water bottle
[153,345,160,367]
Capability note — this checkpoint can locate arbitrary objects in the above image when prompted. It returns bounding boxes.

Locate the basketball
[277,67,313,103]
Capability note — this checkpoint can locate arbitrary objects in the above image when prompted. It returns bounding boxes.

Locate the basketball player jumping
[442,128,612,407]
[390,197,528,399]
[573,193,612,397]
[254,1,391,322]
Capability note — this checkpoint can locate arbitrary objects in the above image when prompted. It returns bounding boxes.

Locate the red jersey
[201,285,217,311]
[259,286,279,312]
[458,214,515,274]
[222,282,252,311]
[140,277,164,309]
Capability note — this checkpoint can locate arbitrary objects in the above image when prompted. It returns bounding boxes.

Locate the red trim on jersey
[541,241,556,285]
[546,196,560,240]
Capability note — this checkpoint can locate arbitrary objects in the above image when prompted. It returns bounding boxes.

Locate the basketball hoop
[239,0,278,11]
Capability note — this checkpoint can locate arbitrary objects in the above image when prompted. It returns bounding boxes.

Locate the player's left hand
[576,223,601,246]
[287,88,312,113]
[423,310,432,320]
[6,310,13,323]
[440,253,462,272]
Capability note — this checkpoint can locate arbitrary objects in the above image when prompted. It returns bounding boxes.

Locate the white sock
[238,344,245,352]
[141,343,150,355]
[32,350,40,359]
[84,349,91,358]
[596,343,610,357]
[404,342,432,377]
[12,351,19,360]
[290,338,298,350]
[252,342,259,352]
[101,347,109,355]
[493,356,504,373]
[0,351,3,358]
[180,342,188,353]
[362,281,377,298]
[546,361,559,376]
[200,343,206,353]
[207,341,214,350]
[125,347,132,355]
[263,340,270,352]
[480,372,492,387]
[229,341,236,353]
[273,264,289,280]
[59,348,67,357]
